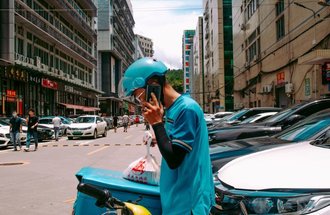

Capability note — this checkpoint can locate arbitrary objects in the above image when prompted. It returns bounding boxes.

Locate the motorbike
[77,183,151,215]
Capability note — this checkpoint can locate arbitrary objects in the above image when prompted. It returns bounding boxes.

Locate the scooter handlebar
[77,183,111,205]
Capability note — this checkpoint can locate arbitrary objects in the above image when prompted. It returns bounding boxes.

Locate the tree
[166,69,184,94]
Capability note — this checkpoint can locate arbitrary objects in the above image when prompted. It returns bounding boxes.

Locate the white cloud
[131,0,202,69]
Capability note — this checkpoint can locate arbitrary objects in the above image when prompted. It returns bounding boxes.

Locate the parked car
[38,116,71,135]
[210,107,282,128]
[210,108,330,173]
[213,140,330,215]
[238,111,278,124]
[209,99,330,144]
[213,112,234,122]
[67,115,107,140]
[103,117,113,130]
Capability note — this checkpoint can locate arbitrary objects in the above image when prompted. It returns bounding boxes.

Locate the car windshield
[240,114,261,124]
[0,119,10,126]
[226,109,249,121]
[276,115,330,141]
[262,103,306,123]
[75,117,95,123]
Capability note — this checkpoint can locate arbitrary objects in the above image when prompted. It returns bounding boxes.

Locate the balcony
[15,3,96,66]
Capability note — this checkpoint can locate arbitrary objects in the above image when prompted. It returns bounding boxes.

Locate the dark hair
[55,113,58,116]
[28,108,35,113]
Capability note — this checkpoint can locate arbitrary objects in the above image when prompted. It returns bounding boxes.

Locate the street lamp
[293,1,319,99]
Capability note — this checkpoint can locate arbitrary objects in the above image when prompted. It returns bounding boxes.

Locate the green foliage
[166,69,184,93]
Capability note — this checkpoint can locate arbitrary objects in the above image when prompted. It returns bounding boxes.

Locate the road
[0,125,161,215]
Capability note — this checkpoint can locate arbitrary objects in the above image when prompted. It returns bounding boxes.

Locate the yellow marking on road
[64,197,76,204]
[87,146,109,156]
[124,135,132,139]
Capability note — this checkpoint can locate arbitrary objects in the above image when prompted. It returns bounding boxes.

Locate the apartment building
[232,0,330,109]
[203,0,234,113]
[0,0,101,116]
[136,34,154,58]
[97,0,135,116]
[182,30,195,93]
[191,17,205,110]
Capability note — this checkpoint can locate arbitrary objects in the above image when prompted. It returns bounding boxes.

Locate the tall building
[133,35,145,60]
[136,34,154,57]
[203,0,234,113]
[97,0,135,116]
[0,0,101,116]
[182,30,195,93]
[232,0,330,109]
[191,17,205,110]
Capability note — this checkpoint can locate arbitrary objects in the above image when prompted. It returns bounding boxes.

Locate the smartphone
[146,84,161,102]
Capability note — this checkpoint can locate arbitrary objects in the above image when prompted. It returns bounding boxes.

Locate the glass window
[276,15,285,41]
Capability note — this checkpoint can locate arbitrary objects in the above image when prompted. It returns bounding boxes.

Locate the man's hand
[142,93,164,126]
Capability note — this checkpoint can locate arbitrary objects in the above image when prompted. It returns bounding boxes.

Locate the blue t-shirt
[161,94,215,215]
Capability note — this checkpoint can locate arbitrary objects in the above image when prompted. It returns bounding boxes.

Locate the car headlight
[242,195,330,214]
[0,133,4,137]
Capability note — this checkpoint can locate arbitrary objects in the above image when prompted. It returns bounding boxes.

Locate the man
[9,111,22,151]
[52,113,61,141]
[121,58,215,214]
[122,114,129,132]
[25,109,39,152]
[113,115,118,133]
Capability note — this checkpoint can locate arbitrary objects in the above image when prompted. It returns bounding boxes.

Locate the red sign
[277,72,285,85]
[6,90,16,97]
[42,79,58,90]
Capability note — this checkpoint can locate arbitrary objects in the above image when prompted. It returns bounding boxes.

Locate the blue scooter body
[73,167,162,215]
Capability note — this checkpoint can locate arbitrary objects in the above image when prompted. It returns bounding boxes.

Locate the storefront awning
[58,103,100,112]
[99,96,123,102]
[298,49,330,65]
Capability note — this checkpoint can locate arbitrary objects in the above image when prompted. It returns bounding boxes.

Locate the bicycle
[77,183,152,215]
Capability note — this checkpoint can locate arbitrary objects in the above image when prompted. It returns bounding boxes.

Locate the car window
[240,114,262,124]
[277,115,330,141]
[296,101,330,117]
[226,109,249,121]
[75,117,95,123]
[263,103,306,123]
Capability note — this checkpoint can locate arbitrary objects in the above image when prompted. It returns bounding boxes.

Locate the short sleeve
[170,108,198,153]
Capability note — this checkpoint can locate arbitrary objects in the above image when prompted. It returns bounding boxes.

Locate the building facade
[0,0,101,116]
[182,30,195,93]
[232,0,330,109]
[97,0,136,116]
[136,34,154,57]
[133,35,145,60]
[191,17,205,110]
[203,0,234,113]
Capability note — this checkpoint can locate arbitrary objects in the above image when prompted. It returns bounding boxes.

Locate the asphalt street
[0,124,161,215]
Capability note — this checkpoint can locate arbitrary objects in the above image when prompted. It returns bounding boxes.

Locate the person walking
[120,58,215,215]
[122,114,129,132]
[135,115,140,127]
[145,121,150,130]
[25,109,39,152]
[52,113,61,141]
[113,115,118,133]
[9,111,22,151]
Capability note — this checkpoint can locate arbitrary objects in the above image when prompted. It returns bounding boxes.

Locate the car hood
[70,123,94,128]
[218,141,330,190]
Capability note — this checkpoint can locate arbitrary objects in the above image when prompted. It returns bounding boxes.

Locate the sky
[131,0,203,69]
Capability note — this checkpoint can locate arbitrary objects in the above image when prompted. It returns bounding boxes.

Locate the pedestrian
[145,121,150,130]
[52,113,61,141]
[25,109,39,152]
[9,111,22,151]
[120,58,215,214]
[113,115,118,133]
[122,114,129,132]
[135,115,139,127]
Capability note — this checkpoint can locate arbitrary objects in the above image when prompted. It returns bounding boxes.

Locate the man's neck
[163,85,181,109]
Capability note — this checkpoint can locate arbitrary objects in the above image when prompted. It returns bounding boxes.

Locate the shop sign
[42,78,58,90]
[29,75,41,84]
[64,85,82,96]
[7,97,16,102]
[6,90,16,97]
[277,72,285,85]
[4,67,28,82]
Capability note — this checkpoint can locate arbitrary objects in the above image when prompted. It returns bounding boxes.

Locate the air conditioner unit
[35,56,41,68]
[263,84,272,93]
[71,74,75,79]
[60,70,64,76]
[285,83,294,93]
[240,24,247,31]
[50,67,55,73]
[29,58,34,65]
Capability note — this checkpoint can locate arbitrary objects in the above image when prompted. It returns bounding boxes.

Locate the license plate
[73,131,82,135]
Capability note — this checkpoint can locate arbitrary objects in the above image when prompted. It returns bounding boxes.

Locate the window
[276,15,285,40]
[244,0,259,21]
[276,0,284,16]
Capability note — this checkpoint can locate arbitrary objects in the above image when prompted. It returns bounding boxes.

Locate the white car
[213,112,234,122]
[0,126,27,148]
[239,111,278,124]
[214,140,330,214]
[67,115,107,140]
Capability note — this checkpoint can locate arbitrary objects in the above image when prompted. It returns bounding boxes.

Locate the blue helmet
[120,58,168,97]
